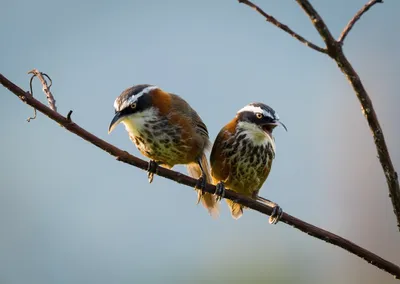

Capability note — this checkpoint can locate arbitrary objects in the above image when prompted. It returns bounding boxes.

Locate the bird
[108,84,219,217]
[210,102,286,223]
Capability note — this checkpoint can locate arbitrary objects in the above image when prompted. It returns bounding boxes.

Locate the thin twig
[27,75,37,122]
[238,0,327,54]
[67,110,73,122]
[28,69,57,111]
[1,73,400,279]
[293,0,400,231]
[338,0,383,45]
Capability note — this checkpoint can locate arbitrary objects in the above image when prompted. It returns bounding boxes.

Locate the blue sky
[1,1,400,283]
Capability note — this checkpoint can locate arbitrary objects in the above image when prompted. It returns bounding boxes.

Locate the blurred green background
[1,0,400,283]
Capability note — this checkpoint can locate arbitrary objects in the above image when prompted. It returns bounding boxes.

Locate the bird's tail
[225,200,243,220]
[210,175,243,220]
[187,154,219,218]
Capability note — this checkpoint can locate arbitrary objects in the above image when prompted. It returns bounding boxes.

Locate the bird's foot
[147,160,158,183]
[195,174,207,204]
[215,181,226,202]
[256,196,283,224]
[269,205,283,225]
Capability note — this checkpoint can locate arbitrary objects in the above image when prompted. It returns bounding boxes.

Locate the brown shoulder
[210,117,237,183]
[150,88,172,116]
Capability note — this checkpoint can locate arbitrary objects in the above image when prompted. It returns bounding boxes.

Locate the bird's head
[108,84,159,134]
[236,102,287,136]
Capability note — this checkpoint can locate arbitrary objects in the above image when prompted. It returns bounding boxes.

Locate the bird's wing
[210,121,237,184]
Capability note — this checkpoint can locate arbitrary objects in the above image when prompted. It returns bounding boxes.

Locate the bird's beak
[276,120,288,132]
[268,120,288,132]
[108,112,124,134]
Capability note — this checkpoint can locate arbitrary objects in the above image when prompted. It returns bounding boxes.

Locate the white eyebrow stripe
[113,99,119,111]
[237,105,275,119]
[114,86,159,111]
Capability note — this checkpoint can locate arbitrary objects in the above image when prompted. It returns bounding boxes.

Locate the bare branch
[338,0,383,44]
[26,74,37,122]
[291,0,400,231]
[333,45,400,231]
[295,0,338,55]
[28,69,57,111]
[1,72,400,279]
[238,0,327,54]
[238,0,400,230]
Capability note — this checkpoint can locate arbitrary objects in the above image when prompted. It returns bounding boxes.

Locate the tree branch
[338,0,383,45]
[332,47,400,230]
[293,0,400,232]
[240,0,400,231]
[1,72,400,279]
[295,0,338,54]
[238,0,327,54]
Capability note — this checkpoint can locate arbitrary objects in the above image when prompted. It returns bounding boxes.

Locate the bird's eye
[256,113,263,119]
[130,103,137,109]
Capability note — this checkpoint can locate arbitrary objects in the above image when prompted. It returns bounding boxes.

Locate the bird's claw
[147,160,158,183]
[195,175,207,204]
[269,205,283,225]
[215,181,226,202]
[256,196,283,225]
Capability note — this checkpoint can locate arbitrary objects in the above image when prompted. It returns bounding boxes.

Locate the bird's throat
[237,121,276,152]
[121,108,158,137]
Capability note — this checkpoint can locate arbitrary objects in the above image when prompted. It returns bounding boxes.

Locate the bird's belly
[228,162,269,195]
[224,140,274,196]
[129,122,190,167]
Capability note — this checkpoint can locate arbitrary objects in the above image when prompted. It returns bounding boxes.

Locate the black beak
[108,112,123,134]
[277,120,288,132]
[268,120,288,132]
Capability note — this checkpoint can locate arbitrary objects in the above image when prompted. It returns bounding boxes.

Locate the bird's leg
[215,181,226,202]
[256,196,283,225]
[147,160,159,183]
[195,160,208,204]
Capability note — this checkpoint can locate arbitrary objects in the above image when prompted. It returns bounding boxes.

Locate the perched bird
[108,84,219,217]
[210,103,286,223]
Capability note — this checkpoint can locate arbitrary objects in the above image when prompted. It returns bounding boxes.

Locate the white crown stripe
[237,105,275,119]
[114,86,159,111]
